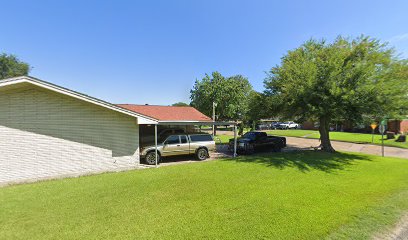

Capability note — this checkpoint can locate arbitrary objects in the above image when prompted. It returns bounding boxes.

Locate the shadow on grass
[222,151,373,173]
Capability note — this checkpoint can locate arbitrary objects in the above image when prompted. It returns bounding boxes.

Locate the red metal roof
[117,104,212,122]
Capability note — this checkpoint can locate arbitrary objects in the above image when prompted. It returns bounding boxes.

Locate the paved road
[284,137,408,159]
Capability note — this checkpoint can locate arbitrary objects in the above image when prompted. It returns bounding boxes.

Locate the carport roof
[117,104,235,125]
[117,104,212,122]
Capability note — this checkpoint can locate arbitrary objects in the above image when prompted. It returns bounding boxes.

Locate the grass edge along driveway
[1,151,408,239]
[266,129,408,149]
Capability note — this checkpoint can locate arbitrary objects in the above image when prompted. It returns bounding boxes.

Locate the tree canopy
[264,36,408,152]
[171,102,190,107]
[246,91,270,123]
[0,53,30,79]
[190,72,253,121]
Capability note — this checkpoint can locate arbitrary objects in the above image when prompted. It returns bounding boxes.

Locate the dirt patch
[373,213,408,240]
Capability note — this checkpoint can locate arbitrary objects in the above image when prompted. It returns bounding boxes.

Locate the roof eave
[0,76,159,124]
[157,120,236,126]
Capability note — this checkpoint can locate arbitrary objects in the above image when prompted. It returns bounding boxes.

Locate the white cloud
[388,33,408,43]
[386,33,408,58]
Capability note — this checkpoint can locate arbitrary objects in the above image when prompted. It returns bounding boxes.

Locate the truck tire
[273,145,282,152]
[145,151,160,165]
[196,148,208,161]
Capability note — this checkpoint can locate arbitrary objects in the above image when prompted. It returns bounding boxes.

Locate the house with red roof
[117,104,215,146]
[0,76,233,185]
[117,104,212,122]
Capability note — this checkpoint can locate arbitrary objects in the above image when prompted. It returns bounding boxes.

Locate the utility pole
[212,102,217,136]
[382,133,384,157]
[379,119,386,157]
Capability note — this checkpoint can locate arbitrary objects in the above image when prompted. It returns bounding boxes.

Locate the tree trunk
[318,117,336,152]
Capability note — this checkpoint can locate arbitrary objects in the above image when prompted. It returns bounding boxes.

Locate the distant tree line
[171,102,190,107]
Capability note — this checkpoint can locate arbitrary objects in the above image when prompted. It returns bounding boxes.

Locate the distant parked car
[141,133,215,165]
[271,122,282,129]
[256,124,270,130]
[278,121,299,129]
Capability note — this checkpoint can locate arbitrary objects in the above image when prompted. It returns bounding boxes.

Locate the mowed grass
[267,129,408,149]
[267,129,317,137]
[214,134,233,144]
[1,152,408,239]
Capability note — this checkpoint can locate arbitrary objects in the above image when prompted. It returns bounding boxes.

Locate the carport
[150,121,238,166]
[117,104,238,166]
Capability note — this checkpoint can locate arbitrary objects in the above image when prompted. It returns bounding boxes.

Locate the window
[180,135,188,144]
[243,132,257,140]
[190,134,213,142]
[164,135,180,145]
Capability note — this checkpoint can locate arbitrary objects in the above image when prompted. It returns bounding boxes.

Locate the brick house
[387,119,408,134]
[0,76,216,185]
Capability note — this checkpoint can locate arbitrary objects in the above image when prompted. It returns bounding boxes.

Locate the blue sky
[1,0,408,105]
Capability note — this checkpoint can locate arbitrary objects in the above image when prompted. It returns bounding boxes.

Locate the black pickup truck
[228,131,286,154]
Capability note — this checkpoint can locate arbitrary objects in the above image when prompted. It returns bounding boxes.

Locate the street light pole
[382,132,384,157]
[379,120,386,157]
[233,124,237,157]
[155,124,158,167]
[212,102,217,136]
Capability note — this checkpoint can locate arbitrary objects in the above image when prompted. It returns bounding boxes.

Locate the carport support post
[155,124,158,167]
[233,124,237,157]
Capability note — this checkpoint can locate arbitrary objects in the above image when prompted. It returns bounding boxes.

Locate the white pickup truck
[140,133,216,165]
[278,121,299,129]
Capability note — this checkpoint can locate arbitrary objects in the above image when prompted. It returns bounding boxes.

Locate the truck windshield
[164,135,180,145]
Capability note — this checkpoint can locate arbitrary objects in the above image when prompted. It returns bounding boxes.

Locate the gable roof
[117,104,212,122]
[0,76,158,124]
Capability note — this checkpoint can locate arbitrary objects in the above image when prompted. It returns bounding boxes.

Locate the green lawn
[267,129,318,137]
[266,129,408,149]
[1,152,408,239]
[214,134,233,144]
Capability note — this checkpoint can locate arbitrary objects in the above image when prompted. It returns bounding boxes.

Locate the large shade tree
[245,91,270,124]
[264,36,408,152]
[0,53,30,79]
[190,72,253,124]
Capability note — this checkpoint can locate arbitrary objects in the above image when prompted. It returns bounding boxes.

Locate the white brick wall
[0,83,140,185]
